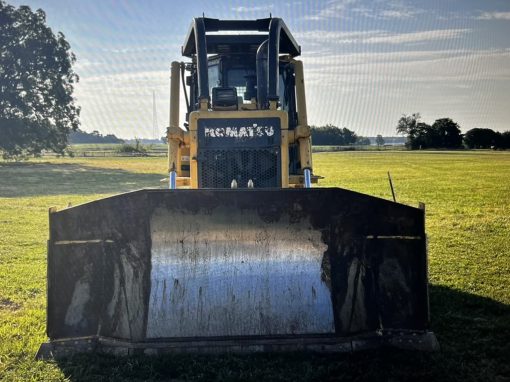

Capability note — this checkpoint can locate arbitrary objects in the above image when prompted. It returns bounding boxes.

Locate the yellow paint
[167,59,317,189]
[188,110,289,189]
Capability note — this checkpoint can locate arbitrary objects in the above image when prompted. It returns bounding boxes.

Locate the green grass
[312,144,406,152]
[69,143,167,152]
[1,151,509,381]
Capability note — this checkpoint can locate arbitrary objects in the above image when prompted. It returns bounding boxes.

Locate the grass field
[0,151,509,381]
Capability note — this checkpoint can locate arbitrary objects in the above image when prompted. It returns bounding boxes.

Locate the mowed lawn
[0,151,509,381]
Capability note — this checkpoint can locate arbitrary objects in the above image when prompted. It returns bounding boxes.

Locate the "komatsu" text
[204,124,275,138]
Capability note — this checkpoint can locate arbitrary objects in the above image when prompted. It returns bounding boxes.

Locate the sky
[9,0,510,138]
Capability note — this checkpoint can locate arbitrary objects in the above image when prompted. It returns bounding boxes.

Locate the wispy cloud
[379,9,419,19]
[352,2,425,20]
[378,0,425,19]
[477,12,510,20]
[296,30,382,44]
[305,0,425,21]
[296,28,470,46]
[365,29,470,44]
[231,5,274,13]
[303,49,510,82]
[301,48,510,133]
[303,0,358,20]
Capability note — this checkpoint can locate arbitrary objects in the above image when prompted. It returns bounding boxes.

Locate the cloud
[303,0,358,20]
[477,12,510,20]
[300,48,510,134]
[364,29,470,44]
[296,29,471,46]
[379,9,417,19]
[296,30,383,45]
[377,0,426,19]
[231,5,274,12]
[303,48,510,78]
[304,0,425,21]
[352,4,425,19]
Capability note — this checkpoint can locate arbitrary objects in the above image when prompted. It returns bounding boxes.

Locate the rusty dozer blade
[37,188,438,359]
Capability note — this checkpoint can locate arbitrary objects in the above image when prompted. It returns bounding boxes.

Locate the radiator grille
[198,148,280,188]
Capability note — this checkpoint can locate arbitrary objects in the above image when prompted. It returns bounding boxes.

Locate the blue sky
[9,0,510,138]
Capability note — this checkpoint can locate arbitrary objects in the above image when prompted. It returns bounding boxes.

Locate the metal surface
[169,171,176,189]
[41,188,436,357]
[194,18,209,102]
[267,18,282,102]
[304,169,311,188]
[197,118,281,147]
[188,110,289,189]
[147,206,333,338]
[182,18,301,57]
[37,330,439,359]
[256,39,268,109]
[196,117,282,188]
[168,61,181,172]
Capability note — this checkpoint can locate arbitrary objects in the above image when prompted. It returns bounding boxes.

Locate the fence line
[40,145,404,158]
[42,150,167,158]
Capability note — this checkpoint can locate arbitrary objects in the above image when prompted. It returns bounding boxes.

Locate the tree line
[397,113,510,150]
[69,129,124,144]
[310,124,370,146]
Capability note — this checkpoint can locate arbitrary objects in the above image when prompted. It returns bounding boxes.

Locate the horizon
[9,0,510,139]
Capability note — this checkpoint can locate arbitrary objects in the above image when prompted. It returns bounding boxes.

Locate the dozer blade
[38,188,438,359]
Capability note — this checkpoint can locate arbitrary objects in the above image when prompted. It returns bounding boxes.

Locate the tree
[69,129,124,144]
[356,136,371,145]
[340,127,358,145]
[431,118,463,149]
[117,138,148,156]
[464,128,498,149]
[310,124,358,145]
[499,131,510,149]
[396,113,421,148]
[396,113,464,149]
[0,1,79,158]
[396,113,421,136]
[375,135,385,147]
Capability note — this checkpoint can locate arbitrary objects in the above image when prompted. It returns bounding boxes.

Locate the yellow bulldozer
[37,17,438,358]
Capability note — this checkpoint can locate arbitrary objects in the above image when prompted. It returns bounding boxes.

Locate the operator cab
[181,17,300,129]
[168,17,313,189]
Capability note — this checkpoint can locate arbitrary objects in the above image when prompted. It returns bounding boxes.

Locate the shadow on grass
[54,285,510,382]
[0,162,163,197]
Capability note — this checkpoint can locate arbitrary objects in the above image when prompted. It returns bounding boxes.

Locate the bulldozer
[37,17,438,358]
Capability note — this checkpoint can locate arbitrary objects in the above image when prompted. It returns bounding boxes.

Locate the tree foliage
[464,128,499,149]
[464,128,510,149]
[499,131,510,149]
[356,136,371,145]
[310,124,358,145]
[432,118,463,148]
[375,134,385,147]
[396,114,463,149]
[69,129,123,144]
[117,139,148,156]
[0,1,79,158]
[396,113,421,137]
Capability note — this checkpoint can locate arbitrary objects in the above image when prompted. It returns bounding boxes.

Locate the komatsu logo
[204,124,275,138]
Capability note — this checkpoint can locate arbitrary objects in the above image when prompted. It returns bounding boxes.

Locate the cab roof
[181,17,301,57]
